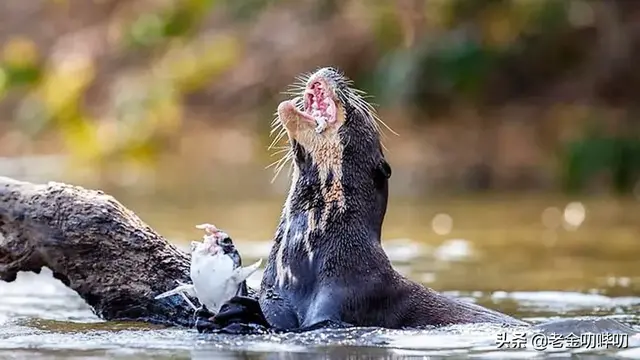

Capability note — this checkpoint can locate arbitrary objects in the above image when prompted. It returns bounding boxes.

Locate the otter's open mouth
[304,80,337,128]
[279,78,338,134]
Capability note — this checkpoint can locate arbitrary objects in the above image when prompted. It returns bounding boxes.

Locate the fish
[154,223,262,315]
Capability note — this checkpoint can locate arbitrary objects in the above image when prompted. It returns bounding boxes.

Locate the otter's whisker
[269,127,282,138]
[374,116,398,137]
[347,90,399,138]
[269,122,285,136]
[269,130,286,145]
[268,134,287,151]
[273,156,291,175]
[270,149,290,157]
[270,151,293,183]
[284,86,306,92]
[295,72,312,82]
[270,134,285,147]
[266,154,289,170]
[265,159,281,170]
[269,146,290,156]
[285,87,306,94]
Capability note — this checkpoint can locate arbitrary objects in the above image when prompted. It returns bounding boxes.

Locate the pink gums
[303,81,337,124]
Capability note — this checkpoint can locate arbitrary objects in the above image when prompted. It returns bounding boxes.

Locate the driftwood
[0,176,196,326]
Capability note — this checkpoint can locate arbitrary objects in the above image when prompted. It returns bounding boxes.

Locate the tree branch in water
[0,176,195,326]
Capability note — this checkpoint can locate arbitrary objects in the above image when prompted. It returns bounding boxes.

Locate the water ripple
[2,256,640,358]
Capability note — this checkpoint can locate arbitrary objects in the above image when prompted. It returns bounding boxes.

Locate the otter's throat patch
[295,127,346,231]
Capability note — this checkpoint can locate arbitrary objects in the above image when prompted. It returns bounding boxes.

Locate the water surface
[2,189,640,359]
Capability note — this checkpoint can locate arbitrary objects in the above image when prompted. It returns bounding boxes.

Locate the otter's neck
[280,153,387,245]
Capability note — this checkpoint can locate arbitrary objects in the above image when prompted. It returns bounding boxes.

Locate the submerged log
[0,176,195,327]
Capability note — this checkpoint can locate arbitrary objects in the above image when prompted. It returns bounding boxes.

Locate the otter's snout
[277,72,344,140]
[277,99,315,128]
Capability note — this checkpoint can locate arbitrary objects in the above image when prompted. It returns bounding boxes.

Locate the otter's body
[255,67,523,329]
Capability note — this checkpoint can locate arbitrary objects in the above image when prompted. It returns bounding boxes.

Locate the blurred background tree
[0,0,639,197]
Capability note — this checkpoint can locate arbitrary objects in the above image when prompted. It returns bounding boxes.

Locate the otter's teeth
[315,117,328,134]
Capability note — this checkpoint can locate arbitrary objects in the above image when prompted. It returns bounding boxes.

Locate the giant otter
[195,67,637,336]
[195,67,525,332]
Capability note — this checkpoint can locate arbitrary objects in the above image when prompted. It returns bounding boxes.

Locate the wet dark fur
[257,67,524,329]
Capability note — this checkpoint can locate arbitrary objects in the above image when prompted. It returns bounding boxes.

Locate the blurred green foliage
[4,0,240,171]
[0,38,42,92]
[373,0,576,112]
[562,129,640,194]
[125,0,217,48]
[0,0,638,193]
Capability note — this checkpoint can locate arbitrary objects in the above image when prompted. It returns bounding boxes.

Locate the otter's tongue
[304,81,337,127]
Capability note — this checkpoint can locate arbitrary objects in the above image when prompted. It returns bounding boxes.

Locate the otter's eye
[378,160,392,179]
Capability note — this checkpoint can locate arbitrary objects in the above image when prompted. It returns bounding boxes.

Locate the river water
[1,181,640,358]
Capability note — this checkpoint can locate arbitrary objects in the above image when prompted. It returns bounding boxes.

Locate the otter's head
[273,67,392,237]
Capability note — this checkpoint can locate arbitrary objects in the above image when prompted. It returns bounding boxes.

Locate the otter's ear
[377,160,392,179]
